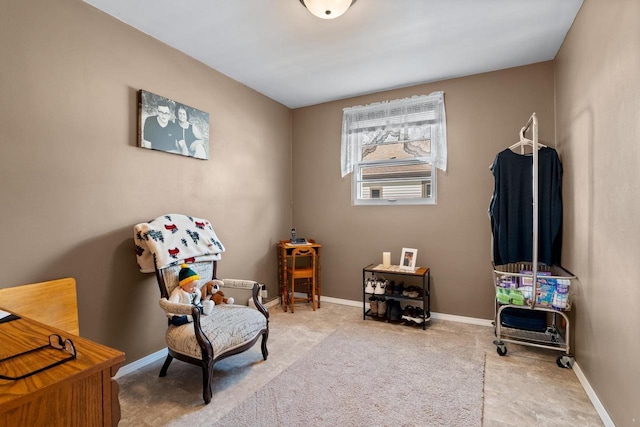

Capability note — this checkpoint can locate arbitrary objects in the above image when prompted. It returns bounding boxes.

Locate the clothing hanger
[508,126,547,153]
[490,121,548,169]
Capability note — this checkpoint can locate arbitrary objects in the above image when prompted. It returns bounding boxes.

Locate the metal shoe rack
[362,264,431,330]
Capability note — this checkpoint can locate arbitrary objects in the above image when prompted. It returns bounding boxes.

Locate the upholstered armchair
[133,214,269,404]
[154,259,269,404]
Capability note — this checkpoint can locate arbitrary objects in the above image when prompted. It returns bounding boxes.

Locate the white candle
[382,252,391,267]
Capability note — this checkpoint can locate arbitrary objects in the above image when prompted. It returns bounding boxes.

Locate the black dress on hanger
[489,147,563,266]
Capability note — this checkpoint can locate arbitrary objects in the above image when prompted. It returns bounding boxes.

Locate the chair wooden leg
[261,330,269,360]
[159,354,173,377]
[291,279,295,313]
[202,359,214,404]
[282,270,289,312]
[311,278,317,311]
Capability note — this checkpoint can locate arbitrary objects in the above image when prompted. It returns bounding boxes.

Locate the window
[341,92,447,205]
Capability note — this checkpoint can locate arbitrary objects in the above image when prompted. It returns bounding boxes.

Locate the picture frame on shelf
[400,248,418,271]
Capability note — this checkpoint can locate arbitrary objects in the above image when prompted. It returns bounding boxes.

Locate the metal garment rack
[492,113,576,368]
[522,113,540,291]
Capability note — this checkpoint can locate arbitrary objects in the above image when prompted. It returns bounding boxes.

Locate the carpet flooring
[117,302,604,426]
[213,324,485,426]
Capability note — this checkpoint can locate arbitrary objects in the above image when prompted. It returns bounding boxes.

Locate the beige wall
[3,1,635,424]
[292,61,556,320]
[0,0,292,363]
[556,0,640,425]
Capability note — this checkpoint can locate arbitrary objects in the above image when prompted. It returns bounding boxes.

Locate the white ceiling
[83,0,583,109]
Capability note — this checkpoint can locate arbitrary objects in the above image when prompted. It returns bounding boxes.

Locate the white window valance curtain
[340,91,447,177]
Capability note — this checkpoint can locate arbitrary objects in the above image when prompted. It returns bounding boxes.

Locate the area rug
[214,324,485,426]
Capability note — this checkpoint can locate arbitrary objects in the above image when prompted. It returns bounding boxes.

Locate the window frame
[341,92,446,206]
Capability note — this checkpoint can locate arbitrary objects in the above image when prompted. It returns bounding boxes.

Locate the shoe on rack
[385,299,395,319]
[410,306,425,324]
[374,279,387,295]
[377,297,387,318]
[405,286,420,298]
[389,300,403,322]
[395,282,404,296]
[365,278,376,294]
[402,305,415,323]
[368,296,378,316]
[385,280,395,295]
[385,281,394,295]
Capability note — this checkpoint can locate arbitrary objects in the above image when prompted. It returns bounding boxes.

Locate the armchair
[154,258,269,404]
[133,213,269,404]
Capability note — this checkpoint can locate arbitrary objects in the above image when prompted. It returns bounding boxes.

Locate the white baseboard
[320,295,362,307]
[115,347,167,379]
[325,296,494,327]
[572,361,615,427]
[264,298,280,308]
[429,311,493,327]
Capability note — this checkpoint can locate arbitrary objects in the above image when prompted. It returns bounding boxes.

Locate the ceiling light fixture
[299,0,357,20]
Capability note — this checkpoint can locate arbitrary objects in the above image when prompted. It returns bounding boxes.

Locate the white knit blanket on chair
[134,214,225,273]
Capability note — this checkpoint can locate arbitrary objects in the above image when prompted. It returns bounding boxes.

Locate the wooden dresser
[0,311,125,426]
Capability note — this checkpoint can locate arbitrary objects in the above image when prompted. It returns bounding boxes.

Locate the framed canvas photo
[400,248,418,271]
[138,89,210,159]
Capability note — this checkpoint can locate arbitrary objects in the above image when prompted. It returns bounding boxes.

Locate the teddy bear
[202,280,235,305]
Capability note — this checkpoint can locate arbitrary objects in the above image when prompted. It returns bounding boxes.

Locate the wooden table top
[363,264,430,276]
[278,239,321,249]
[0,310,125,408]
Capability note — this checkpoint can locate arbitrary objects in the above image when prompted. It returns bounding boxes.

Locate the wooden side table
[0,311,125,426]
[277,239,322,311]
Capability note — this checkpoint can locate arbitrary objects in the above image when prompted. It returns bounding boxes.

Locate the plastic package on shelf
[492,262,575,311]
